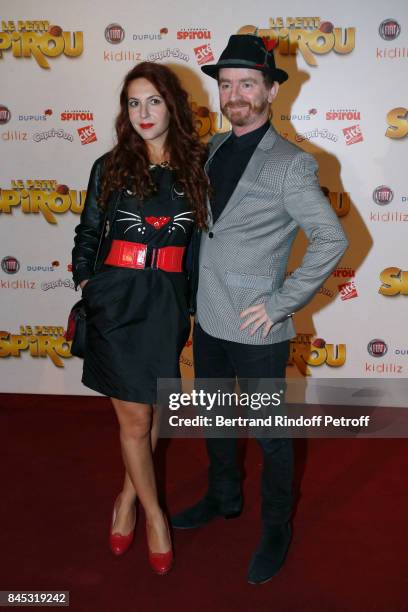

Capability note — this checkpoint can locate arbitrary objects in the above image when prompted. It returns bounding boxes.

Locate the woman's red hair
[99,62,208,228]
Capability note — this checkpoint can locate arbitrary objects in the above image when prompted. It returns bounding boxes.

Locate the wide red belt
[104,240,185,272]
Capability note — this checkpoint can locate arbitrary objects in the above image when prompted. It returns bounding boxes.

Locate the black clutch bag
[65,299,87,358]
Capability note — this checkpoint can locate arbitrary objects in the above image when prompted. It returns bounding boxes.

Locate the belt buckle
[144,247,158,269]
[136,248,146,267]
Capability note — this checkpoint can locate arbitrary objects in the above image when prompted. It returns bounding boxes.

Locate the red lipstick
[140,123,154,129]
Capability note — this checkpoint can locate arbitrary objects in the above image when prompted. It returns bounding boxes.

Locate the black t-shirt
[208,121,270,223]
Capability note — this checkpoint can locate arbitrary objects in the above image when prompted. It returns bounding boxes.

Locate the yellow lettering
[10,335,30,356]
[325,344,346,367]
[20,32,50,68]
[304,17,320,28]
[37,336,64,367]
[385,107,408,139]
[69,190,86,214]
[0,331,11,357]
[289,30,317,66]
[277,29,289,54]
[307,31,334,55]
[62,31,84,57]
[0,32,12,57]
[48,193,71,214]
[305,346,327,367]
[29,191,56,223]
[20,190,31,213]
[236,23,355,66]
[379,267,408,296]
[56,337,73,358]
[288,342,310,376]
[1,21,15,32]
[0,190,20,213]
[29,336,39,357]
[333,27,355,55]
[269,18,284,28]
[39,33,64,57]
[11,180,24,189]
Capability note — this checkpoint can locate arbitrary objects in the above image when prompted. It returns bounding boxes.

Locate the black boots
[247,522,292,584]
[171,494,242,529]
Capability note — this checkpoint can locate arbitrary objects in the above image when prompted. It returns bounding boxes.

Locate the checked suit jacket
[195,125,349,345]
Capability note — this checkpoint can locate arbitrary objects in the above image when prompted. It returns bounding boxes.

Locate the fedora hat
[201,34,288,83]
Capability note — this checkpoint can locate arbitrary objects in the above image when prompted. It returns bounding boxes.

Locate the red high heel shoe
[146,514,173,575]
[109,496,137,556]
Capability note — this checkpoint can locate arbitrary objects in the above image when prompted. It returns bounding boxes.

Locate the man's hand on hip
[240,304,274,338]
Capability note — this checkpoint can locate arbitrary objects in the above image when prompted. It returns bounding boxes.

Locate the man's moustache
[224,102,251,110]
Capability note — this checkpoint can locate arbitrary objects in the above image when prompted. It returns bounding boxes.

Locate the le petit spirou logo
[0,20,83,69]
[0,325,72,368]
[0,180,85,224]
[238,17,355,67]
[385,107,408,139]
[379,267,408,296]
[289,334,346,376]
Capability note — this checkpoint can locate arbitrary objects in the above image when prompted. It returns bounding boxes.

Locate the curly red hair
[99,62,208,228]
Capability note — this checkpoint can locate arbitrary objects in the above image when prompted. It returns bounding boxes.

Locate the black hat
[201,34,288,83]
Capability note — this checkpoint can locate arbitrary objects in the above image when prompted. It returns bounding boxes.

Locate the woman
[72,62,208,575]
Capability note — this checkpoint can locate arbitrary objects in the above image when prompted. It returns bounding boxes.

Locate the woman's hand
[80,279,89,290]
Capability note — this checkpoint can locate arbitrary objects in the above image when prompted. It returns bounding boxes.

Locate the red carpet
[0,394,407,612]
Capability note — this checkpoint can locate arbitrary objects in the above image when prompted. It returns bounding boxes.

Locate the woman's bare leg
[111,399,169,552]
[112,405,161,534]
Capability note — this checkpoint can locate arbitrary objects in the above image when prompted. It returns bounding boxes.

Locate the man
[172,34,348,584]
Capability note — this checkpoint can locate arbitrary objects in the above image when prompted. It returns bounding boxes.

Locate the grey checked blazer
[196,125,349,345]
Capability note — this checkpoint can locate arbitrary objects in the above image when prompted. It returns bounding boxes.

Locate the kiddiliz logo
[377,19,407,60]
[365,338,403,374]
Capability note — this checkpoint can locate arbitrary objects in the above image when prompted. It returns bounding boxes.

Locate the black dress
[81,166,193,403]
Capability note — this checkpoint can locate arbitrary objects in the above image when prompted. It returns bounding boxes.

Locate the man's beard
[221,98,269,126]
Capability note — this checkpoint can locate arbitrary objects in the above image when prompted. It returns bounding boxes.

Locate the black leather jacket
[187,226,201,314]
[72,154,200,313]
[72,155,122,289]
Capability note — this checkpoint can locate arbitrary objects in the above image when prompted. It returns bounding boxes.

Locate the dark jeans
[193,322,293,525]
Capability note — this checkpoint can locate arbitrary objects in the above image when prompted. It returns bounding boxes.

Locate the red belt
[104,240,185,272]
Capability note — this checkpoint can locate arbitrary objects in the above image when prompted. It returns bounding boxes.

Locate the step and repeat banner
[0,0,407,401]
